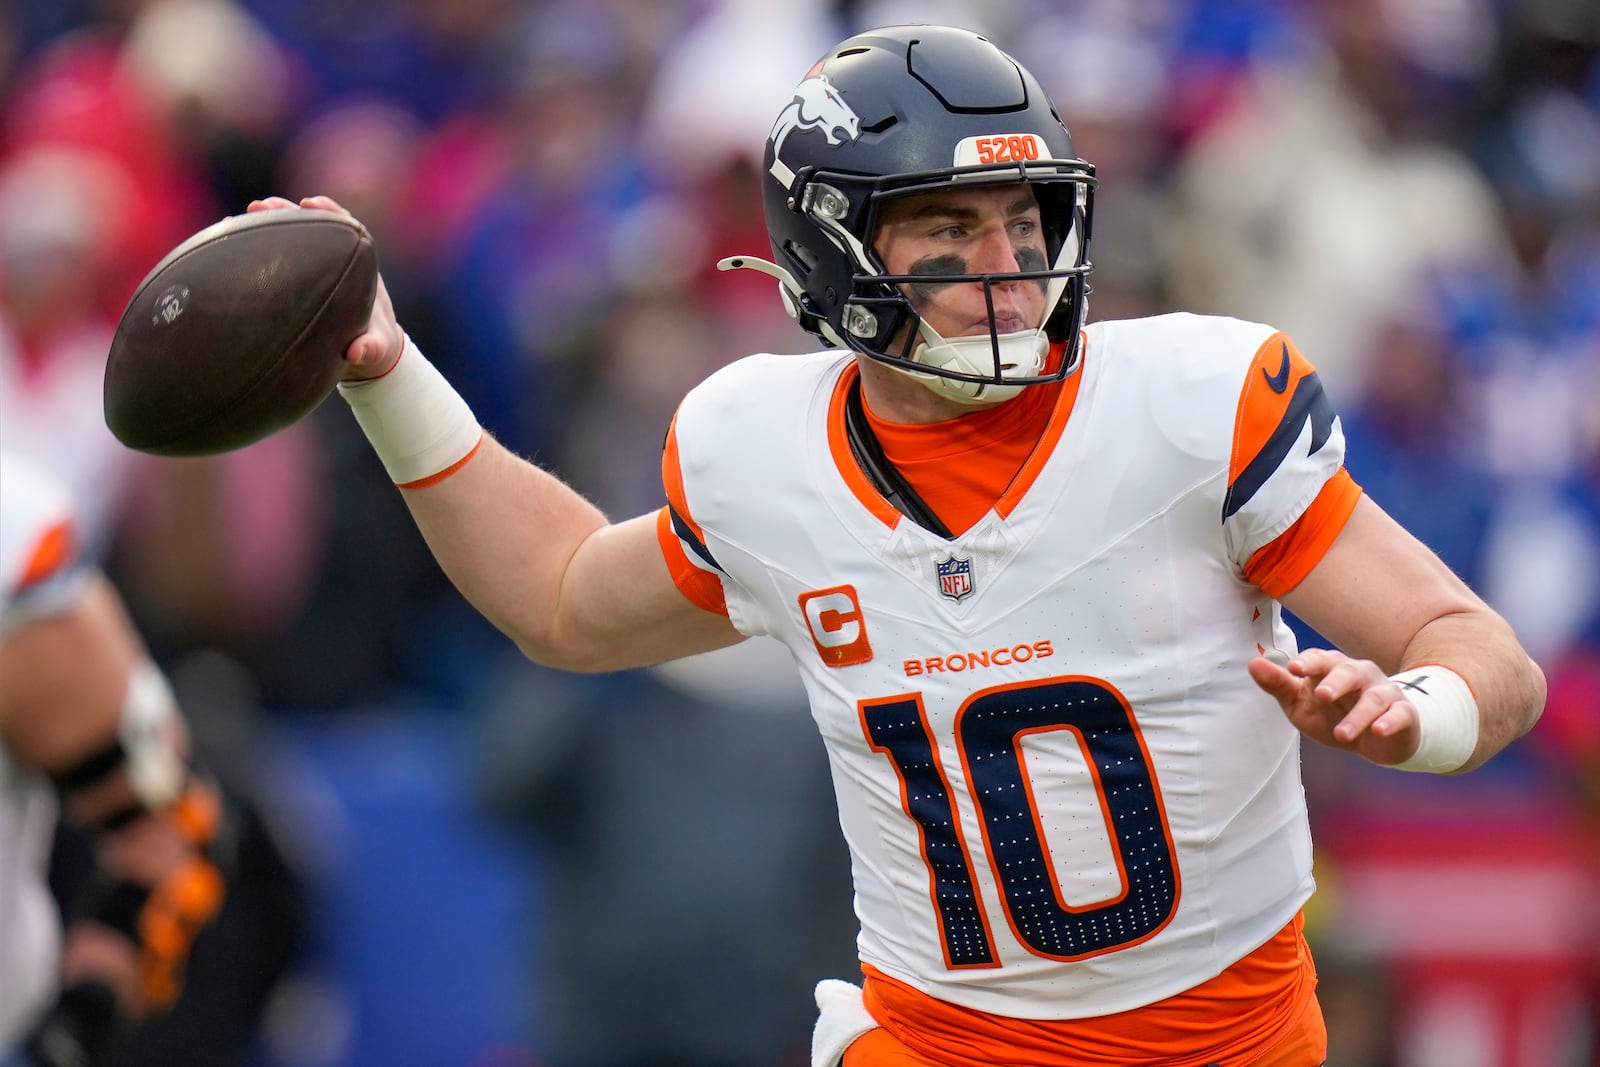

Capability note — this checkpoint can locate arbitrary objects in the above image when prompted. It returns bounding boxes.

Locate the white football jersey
[0,454,89,1044]
[662,313,1356,1019]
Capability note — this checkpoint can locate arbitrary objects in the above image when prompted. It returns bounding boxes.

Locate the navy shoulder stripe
[668,504,723,572]
[1223,371,1335,519]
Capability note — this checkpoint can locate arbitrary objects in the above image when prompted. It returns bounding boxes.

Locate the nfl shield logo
[936,555,974,602]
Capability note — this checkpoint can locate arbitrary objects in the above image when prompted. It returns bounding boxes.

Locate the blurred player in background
[253,24,1546,1067]
[479,642,859,1067]
[0,452,227,1067]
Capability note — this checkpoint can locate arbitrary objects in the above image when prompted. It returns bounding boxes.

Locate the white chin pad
[908,329,1049,406]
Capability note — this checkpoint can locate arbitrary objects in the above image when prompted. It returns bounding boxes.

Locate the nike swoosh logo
[1262,341,1291,393]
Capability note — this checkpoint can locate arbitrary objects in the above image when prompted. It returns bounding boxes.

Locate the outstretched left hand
[1248,648,1423,767]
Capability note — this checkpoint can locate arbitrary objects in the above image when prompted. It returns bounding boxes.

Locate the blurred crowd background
[1,0,1597,1065]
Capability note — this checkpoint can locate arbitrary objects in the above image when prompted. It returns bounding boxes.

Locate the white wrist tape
[337,336,483,488]
[1390,665,1479,773]
[121,660,187,809]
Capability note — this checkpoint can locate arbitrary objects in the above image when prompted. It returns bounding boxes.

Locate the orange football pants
[842,990,1327,1067]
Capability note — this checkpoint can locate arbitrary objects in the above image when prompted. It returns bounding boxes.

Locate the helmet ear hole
[783,240,819,278]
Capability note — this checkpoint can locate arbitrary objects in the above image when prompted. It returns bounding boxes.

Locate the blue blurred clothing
[239,0,515,123]
[1339,407,1497,589]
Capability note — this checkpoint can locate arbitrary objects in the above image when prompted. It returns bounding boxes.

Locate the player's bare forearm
[1390,606,1546,770]
[397,434,742,672]
[1258,496,1546,772]
[0,578,146,774]
[1251,607,1543,773]
[244,195,739,669]
[239,198,739,669]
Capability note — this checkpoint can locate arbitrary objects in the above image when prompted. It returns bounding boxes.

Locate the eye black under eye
[1015,247,1047,272]
[909,255,966,276]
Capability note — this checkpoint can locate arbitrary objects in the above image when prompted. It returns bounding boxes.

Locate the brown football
[104,208,378,456]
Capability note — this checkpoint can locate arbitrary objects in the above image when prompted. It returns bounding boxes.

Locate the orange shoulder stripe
[1243,468,1363,598]
[1229,333,1317,487]
[661,414,709,543]
[654,506,728,616]
[659,415,728,614]
[17,518,76,590]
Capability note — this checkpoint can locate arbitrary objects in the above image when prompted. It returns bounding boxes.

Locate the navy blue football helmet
[721,25,1096,403]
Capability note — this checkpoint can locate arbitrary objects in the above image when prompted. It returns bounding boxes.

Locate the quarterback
[252,24,1544,1067]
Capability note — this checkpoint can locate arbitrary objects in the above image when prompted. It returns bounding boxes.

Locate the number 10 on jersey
[861,676,1180,968]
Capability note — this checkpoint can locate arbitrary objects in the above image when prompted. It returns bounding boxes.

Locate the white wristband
[1390,665,1479,773]
[337,336,483,488]
[122,660,187,809]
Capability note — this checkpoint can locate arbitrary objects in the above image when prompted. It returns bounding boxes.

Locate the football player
[252,24,1544,1067]
[0,453,227,1067]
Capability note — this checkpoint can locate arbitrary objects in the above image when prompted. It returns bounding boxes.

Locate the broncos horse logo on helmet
[770,75,862,164]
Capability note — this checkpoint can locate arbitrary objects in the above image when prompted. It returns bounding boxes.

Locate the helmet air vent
[907,31,1028,113]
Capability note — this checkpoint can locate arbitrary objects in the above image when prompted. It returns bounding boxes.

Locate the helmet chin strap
[906,327,1050,406]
